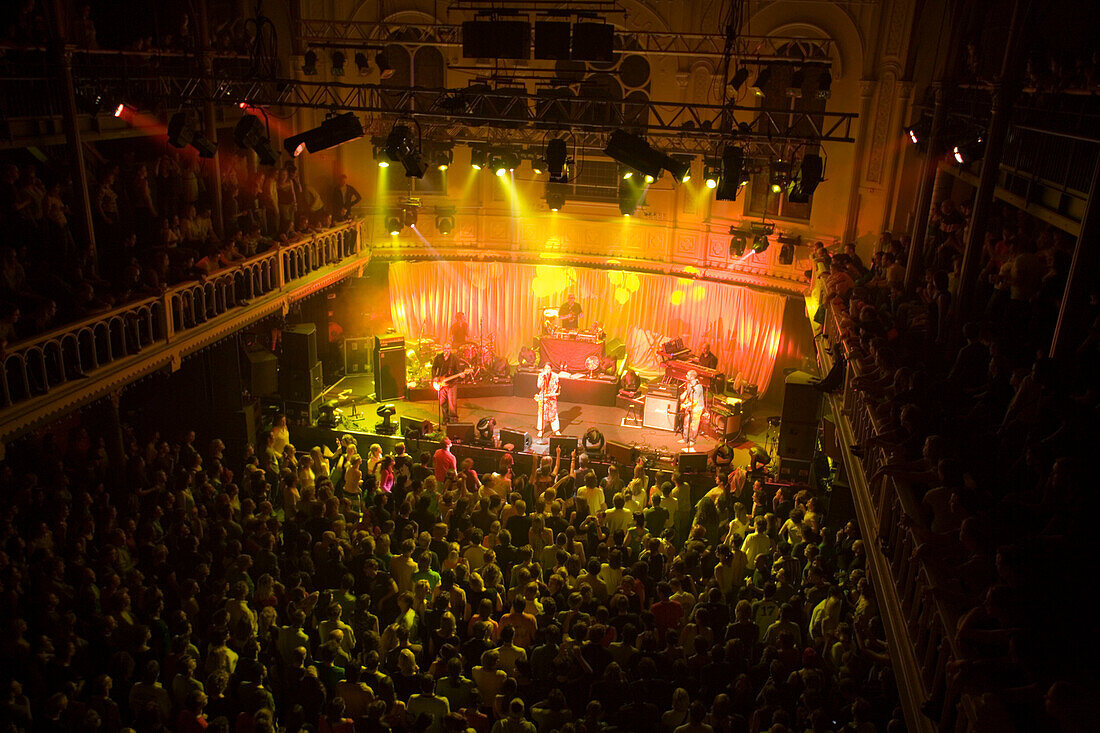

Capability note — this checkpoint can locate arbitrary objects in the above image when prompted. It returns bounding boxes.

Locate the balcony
[0,221,366,444]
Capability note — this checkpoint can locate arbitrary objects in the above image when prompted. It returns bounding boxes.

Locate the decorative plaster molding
[867,71,896,183]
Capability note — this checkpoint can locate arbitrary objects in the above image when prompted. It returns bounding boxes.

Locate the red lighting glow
[113,103,126,118]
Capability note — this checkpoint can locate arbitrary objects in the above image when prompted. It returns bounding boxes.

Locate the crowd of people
[0,411,904,732]
[0,148,361,355]
[815,194,1098,728]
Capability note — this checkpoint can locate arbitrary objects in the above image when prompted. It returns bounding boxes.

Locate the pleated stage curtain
[388,261,786,393]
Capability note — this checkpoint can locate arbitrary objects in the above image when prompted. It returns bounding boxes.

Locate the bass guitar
[433,368,472,391]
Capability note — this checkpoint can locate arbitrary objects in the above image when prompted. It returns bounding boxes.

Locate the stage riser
[407,383,515,401]
[513,371,619,407]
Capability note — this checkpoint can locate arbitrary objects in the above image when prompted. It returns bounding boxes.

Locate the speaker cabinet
[373,345,406,401]
[344,337,373,375]
[280,361,324,403]
[500,428,531,452]
[605,440,636,466]
[781,371,823,425]
[778,421,817,461]
[777,457,812,484]
[550,435,579,458]
[283,323,318,374]
[285,395,324,423]
[643,393,678,432]
[678,451,708,474]
[445,422,475,445]
[245,349,278,397]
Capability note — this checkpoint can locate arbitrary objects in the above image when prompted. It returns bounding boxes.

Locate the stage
[295,373,779,468]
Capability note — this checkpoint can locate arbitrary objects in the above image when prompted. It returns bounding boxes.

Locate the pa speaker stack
[281,323,325,418]
[373,334,406,401]
[776,370,822,482]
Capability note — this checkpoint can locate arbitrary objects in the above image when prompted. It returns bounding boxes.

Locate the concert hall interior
[1,0,1098,731]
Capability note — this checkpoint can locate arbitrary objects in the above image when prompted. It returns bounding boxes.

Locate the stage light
[470,147,488,170]
[302,49,318,75]
[378,160,389,168]
[167,111,193,148]
[385,212,403,235]
[403,207,419,228]
[622,170,633,180]
[376,404,397,435]
[751,65,772,96]
[376,51,393,80]
[355,51,370,75]
[113,102,129,118]
[753,234,770,254]
[716,146,745,201]
[817,69,832,99]
[476,417,496,444]
[433,148,453,171]
[546,138,568,182]
[386,123,427,178]
[583,427,605,454]
[234,114,279,166]
[331,51,346,77]
[789,154,824,203]
[770,183,781,193]
[604,130,665,183]
[435,206,455,235]
[286,112,363,157]
[953,134,984,164]
[546,184,566,211]
[703,162,720,189]
[667,155,692,184]
[705,177,718,189]
[787,68,804,98]
[730,233,748,257]
[730,66,750,91]
[769,160,791,196]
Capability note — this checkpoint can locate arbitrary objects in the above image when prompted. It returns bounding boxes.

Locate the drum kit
[406,332,506,386]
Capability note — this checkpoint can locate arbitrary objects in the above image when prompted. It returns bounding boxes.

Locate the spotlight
[788,154,823,203]
[769,160,791,195]
[302,49,318,75]
[730,232,748,257]
[167,111,194,148]
[470,147,488,170]
[730,66,750,91]
[604,130,665,183]
[619,176,642,216]
[375,404,397,435]
[476,417,497,444]
[622,170,633,180]
[703,162,720,189]
[787,68,804,98]
[355,51,370,75]
[753,234,769,254]
[546,138,569,182]
[403,207,419,228]
[234,114,279,166]
[378,160,389,168]
[286,112,363,157]
[113,102,131,118]
[546,184,566,212]
[953,134,984,164]
[331,51,346,77]
[777,234,800,265]
[817,69,832,99]
[385,213,403,235]
[667,155,692,184]
[434,148,453,171]
[583,427,605,454]
[751,65,772,96]
[385,123,427,178]
[435,206,456,235]
[376,51,393,80]
[715,146,745,202]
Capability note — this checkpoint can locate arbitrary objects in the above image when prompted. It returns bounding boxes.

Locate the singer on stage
[432,343,462,425]
[679,369,706,451]
[535,363,561,439]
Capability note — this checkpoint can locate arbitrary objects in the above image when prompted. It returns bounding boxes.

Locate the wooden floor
[321,374,780,462]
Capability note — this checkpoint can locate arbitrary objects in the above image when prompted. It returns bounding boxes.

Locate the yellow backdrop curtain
[388,261,786,393]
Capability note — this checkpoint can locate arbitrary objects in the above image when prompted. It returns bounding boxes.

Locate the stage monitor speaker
[500,428,531,452]
[513,451,536,476]
[777,456,812,484]
[285,395,324,423]
[446,422,475,445]
[604,440,636,466]
[678,451,709,474]
[280,361,324,403]
[781,371,823,425]
[345,337,373,375]
[604,336,627,360]
[245,349,278,397]
[374,347,406,401]
[643,393,678,432]
[283,323,318,373]
[778,420,817,461]
[400,416,431,438]
[549,435,579,458]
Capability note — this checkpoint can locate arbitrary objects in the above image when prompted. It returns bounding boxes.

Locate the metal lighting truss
[297,20,835,63]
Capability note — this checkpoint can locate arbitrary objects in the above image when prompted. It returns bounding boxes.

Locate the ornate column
[843,80,877,243]
[882,81,914,232]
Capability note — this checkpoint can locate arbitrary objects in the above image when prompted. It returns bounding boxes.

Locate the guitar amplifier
[643,392,678,432]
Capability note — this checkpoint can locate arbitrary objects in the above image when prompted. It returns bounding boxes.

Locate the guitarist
[535,362,561,439]
[678,370,706,452]
[432,343,462,425]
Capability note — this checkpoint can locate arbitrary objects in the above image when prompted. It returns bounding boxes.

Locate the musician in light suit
[432,343,462,425]
[535,363,561,439]
[679,370,706,452]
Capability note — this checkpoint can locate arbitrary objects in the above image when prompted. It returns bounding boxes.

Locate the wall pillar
[843,80,877,244]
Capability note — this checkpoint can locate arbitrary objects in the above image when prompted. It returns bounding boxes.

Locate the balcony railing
[810,292,991,732]
[1,221,361,416]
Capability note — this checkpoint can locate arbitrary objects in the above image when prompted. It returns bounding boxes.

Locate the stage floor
[321,375,779,462]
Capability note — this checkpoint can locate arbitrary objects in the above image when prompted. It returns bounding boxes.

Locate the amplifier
[643,392,678,432]
[375,334,405,350]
